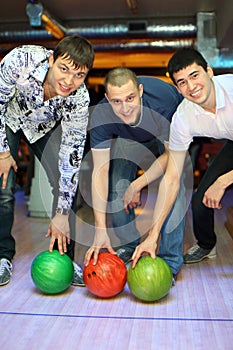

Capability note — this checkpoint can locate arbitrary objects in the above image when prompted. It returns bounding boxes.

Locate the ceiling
[0,0,233,71]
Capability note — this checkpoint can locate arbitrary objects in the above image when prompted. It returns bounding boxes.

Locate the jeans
[0,124,78,261]
[192,140,233,250]
[108,137,186,275]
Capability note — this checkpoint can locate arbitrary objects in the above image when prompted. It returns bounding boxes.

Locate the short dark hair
[104,67,139,93]
[168,48,208,85]
[53,35,94,70]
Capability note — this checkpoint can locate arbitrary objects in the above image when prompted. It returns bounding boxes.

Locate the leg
[109,138,160,261]
[184,141,233,264]
[192,141,233,249]
[158,182,186,275]
[28,123,76,260]
[109,157,140,250]
[0,127,23,285]
[0,127,22,261]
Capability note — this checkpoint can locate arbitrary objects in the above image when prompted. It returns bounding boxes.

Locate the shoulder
[213,74,233,91]
[4,45,49,62]
[138,76,182,101]
[1,45,50,73]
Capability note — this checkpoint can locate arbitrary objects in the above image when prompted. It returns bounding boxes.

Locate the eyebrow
[176,70,199,84]
[60,62,87,74]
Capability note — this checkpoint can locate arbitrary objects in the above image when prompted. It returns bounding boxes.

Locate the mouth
[59,84,72,94]
[190,88,202,98]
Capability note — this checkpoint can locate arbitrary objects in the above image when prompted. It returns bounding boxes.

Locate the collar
[30,58,50,83]
[213,77,226,111]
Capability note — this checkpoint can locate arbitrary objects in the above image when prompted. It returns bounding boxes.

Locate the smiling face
[46,53,89,97]
[173,63,216,112]
[105,80,143,125]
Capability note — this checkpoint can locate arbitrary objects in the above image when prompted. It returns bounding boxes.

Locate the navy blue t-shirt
[90,76,183,149]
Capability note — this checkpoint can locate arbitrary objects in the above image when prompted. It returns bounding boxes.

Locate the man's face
[47,54,89,97]
[173,63,215,111]
[105,80,143,125]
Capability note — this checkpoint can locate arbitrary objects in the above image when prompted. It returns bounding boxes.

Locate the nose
[121,102,129,113]
[187,79,195,90]
[64,74,73,85]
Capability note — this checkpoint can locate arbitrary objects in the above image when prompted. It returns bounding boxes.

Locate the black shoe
[184,244,217,264]
[0,258,13,286]
[72,262,85,287]
[172,273,177,287]
[116,247,134,264]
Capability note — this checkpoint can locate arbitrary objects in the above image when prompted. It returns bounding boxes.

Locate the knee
[0,188,15,209]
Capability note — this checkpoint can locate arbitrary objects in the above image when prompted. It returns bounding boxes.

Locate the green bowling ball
[31,250,74,294]
[127,256,173,302]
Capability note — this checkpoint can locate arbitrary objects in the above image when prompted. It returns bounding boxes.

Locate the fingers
[84,247,100,266]
[132,249,140,269]
[84,246,117,266]
[1,173,8,190]
[131,247,156,269]
[203,197,222,209]
[46,228,69,255]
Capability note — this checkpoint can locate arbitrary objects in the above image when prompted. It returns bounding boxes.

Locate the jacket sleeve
[56,87,90,211]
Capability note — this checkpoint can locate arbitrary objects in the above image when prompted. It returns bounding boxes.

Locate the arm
[203,170,233,209]
[132,149,187,267]
[84,148,116,265]
[46,88,89,254]
[123,143,169,213]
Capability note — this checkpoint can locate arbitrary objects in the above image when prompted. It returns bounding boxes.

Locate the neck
[43,75,56,101]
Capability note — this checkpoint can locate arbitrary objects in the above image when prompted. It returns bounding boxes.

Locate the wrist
[133,174,147,192]
[0,152,11,160]
[56,208,70,215]
[217,174,232,190]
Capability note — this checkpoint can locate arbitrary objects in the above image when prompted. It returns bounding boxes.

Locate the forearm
[92,169,109,228]
[147,174,180,241]
[216,170,233,190]
[131,152,168,192]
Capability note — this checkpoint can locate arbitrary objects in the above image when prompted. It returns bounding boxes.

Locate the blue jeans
[108,137,186,275]
[0,124,77,261]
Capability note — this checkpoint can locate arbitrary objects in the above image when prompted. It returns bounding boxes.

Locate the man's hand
[131,235,158,268]
[123,183,141,214]
[84,227,116,266]
[203,183,224,209]
[0,153,18,189]
[46,213,70,255]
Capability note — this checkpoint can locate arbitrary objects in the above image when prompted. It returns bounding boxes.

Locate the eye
[127,96,134,102]
[192,72,199,79]
[113,100,121,105]
[60,66,67,73]
[177,81,186,88]
[76,72,86,79]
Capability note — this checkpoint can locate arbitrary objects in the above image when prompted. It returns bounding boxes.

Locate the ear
[139,83,143,97]
[48,53,54,68]
[105,92,110,102]
[207,65,214,78]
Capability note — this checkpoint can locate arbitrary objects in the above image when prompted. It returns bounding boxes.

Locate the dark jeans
[0,124,78,261]
[192,140,233,249]
[108,137,186,274]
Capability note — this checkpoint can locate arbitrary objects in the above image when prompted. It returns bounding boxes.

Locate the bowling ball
[127,256,172,302]
[83,252,127,298]
[31,250,74,294]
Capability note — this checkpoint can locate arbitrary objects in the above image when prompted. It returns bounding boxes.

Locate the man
[131,48,233,268]
[0,35,94,286]
[84,67,188,282]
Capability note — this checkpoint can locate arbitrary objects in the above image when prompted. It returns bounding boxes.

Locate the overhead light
[26,1,65,39]
[26,0,43,27]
